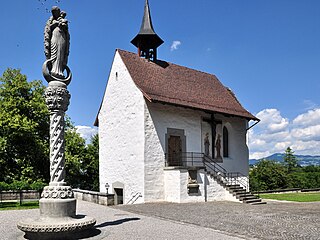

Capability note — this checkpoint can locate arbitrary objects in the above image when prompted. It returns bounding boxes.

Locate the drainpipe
[204,173,208,202]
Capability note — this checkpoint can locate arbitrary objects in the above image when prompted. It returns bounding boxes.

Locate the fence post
[19,190,23,206]
[191,152,193,166]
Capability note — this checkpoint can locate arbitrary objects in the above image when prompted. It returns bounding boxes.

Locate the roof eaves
[146,92,258,120]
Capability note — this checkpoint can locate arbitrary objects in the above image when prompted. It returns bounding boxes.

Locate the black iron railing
[226,172,249,190]
[165,152,249,190]
[165,152,203,167]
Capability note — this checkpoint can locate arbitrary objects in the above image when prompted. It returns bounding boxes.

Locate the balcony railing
[165,152,249,190]
[165,152,204,167]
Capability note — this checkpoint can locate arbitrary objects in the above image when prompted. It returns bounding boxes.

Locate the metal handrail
[164,152,249,190]
[203,155,228,177]
[226,172,249,190]
[127,192,142,204]
[165,152,204,167]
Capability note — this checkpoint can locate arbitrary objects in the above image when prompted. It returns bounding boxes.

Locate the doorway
[114,188,123,205]
[166,128,186,167]
[168,135,182,166]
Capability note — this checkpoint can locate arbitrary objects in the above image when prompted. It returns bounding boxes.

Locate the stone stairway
[203,155,266,205]
[225,184,266,205]
[206,169,266,205]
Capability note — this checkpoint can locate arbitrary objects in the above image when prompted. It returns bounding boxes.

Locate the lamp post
[105,183,110,194]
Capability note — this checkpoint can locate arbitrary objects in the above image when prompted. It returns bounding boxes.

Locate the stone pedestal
[17,184,96,240]
[17,212,95,240]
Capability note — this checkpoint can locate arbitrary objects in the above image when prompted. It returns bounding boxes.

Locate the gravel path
[2,200,319,239]
[0,200,246,240]
[116,200,320,240]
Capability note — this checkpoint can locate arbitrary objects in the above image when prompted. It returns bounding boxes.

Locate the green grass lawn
[259,192,320,202]
[0,200,39,210]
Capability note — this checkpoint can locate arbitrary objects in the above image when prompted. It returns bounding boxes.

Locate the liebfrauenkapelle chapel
[95,0,262,205]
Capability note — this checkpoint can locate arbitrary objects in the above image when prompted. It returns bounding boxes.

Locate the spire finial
[131,0,164,61]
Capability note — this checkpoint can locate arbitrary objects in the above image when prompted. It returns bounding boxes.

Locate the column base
[17,215,96,240]
[17,186,96,239]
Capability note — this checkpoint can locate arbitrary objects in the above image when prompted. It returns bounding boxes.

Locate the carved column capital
[44,81,70,112]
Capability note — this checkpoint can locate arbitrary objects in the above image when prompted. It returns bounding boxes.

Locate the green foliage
[250,160,287,191]
[0,180,46,191]
[65,127,86,188]
[0,68,99,191]
[64,126,99,191]
[260,192,320,202]
[0,182,9,191]
[86,134,99,191]
[30,180,46,191]
[0,68,49,183]
[287,171,320,189]
[250,148,320,191]
[284,147,299,173]
[10,180,30,190]
[0,201,39,210]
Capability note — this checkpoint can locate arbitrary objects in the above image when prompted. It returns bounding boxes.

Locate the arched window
[223,126,229,158]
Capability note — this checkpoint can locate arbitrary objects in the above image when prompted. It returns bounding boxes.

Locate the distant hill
[249,153,320,166]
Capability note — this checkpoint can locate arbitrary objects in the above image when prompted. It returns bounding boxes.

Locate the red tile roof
[117,49,258,121]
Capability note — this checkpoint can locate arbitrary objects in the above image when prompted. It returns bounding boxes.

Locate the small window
[223,126,229,158]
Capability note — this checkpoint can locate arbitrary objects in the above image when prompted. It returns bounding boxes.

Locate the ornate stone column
[45,81,70,185]
[39,81,76,219]
[17,6,96,239]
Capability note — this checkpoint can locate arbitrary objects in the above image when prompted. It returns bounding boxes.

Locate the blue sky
[0,0,319,158]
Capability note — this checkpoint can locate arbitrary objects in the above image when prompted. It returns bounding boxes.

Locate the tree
[0,69,49,183]
[0,68,99,190]
[86,133,99,191]
[249,160,287,191]
[284,147,299,173]
[64,127,86,188]
[64,125,99,191]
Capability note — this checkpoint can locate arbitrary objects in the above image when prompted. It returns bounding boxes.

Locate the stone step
[233,192,250,198]
[228,188,245,193]
[225,184,240,188]
[249,201,267,205]
[226,184,242,189]
[230,189,247,194]
[205,168,267,205]
[239,195,258,201]
[227,185,243,190]
[244,198,263,204]
[237,193,254,198]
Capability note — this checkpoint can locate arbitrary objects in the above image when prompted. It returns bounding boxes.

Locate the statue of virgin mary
[43,6,71,84]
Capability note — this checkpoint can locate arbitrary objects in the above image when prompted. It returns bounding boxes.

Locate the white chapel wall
[143,102,165,202]
[144,102,250,201]
[163,168,239,203]
[143,102,203,202]
[146,102,203,154]
[215,114,249,176]
[99,51,145,204]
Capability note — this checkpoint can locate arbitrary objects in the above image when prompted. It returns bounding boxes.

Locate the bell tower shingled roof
[131,0,164,61]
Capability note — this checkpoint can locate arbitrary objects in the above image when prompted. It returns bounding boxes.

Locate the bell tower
[131,0,164,61]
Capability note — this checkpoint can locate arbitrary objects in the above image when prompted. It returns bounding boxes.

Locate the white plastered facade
[99,50,250,204]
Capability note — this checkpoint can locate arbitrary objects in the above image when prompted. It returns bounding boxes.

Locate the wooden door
[168,136,182,166]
